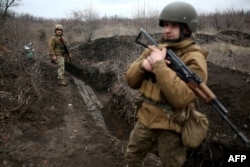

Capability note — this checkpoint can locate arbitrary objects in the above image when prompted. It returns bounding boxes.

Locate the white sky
[14,0,250,19]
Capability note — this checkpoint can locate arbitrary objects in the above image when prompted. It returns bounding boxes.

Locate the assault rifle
[135,28,250,145]
[59,37,71,61]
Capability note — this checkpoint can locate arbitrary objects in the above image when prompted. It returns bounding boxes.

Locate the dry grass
[201,42,250,72]
[94,24,138,40]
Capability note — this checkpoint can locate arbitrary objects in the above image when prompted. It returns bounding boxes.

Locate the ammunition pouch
[181,110,209,148]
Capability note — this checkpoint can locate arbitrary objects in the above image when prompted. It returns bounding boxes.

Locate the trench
[65,62,131,141]
[66,62,249,167]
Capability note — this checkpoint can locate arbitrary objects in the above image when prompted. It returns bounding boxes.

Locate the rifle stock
[135,28,250,145]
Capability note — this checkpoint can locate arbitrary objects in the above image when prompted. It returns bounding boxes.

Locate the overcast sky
[14,0,250,19]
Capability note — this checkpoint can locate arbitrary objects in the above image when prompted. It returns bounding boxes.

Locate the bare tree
[0,0,21,18]
[69,2,100,42]
[223,8,246,31]
[131,0,159,33]
[210,10,222,31]
[197,13,207,31]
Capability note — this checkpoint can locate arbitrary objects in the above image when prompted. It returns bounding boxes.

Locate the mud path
[0,65,126,167]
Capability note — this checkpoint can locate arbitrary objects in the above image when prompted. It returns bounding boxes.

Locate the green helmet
[55,24,63,31]
[159,2,198,33]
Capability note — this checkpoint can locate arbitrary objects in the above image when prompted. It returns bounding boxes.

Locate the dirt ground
[0,62,127,167]
[1,31,250,167]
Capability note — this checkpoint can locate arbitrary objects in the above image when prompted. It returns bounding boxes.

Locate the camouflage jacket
[49,35,66,57]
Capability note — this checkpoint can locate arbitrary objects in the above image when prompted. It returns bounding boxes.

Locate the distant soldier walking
[49,24,71,86]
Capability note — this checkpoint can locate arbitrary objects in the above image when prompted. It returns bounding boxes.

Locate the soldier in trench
[49,24,71,86]
[125,2,209,167]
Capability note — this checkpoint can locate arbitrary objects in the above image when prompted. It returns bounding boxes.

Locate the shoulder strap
[59,37,65,45]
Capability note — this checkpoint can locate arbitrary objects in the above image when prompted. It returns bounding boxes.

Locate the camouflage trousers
[125,121,186,167]
[57,56,65,80]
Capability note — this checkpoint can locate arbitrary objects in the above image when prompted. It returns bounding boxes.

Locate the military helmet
[159,2,198,32]
[55,24,63,31]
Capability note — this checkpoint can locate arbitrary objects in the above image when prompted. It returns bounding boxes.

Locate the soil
[1,30,250,167]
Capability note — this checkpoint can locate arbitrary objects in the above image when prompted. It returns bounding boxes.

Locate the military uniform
[125,38,208,166]
[124,2,208,166]
[49,24,68,86]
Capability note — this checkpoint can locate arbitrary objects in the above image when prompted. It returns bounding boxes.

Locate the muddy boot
[57,79,67,86]
[62,79,68,84]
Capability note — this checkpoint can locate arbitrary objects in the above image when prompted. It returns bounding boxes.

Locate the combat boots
[57,79,67,86]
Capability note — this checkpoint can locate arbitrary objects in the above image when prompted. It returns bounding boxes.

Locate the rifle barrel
[211,99,250,144]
